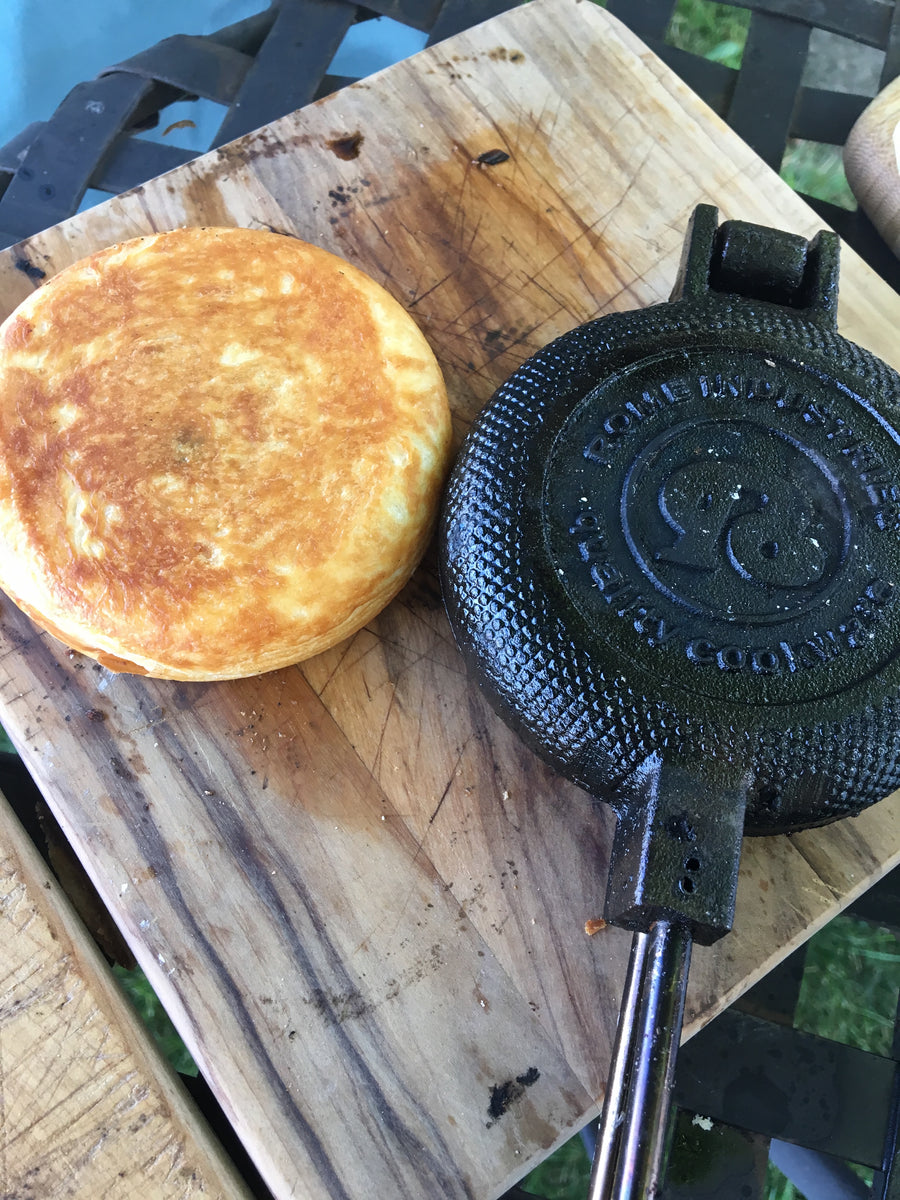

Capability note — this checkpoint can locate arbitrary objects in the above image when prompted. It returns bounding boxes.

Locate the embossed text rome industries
[582,372,900,532]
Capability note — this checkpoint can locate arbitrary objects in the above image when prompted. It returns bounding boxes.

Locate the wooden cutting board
[3,2,900,1196]
[0,788,254,1199]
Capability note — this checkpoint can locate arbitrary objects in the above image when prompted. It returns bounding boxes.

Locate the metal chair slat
[726,11,813,169]
[213,0,357,147]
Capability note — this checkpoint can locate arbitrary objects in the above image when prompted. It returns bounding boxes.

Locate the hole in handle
[678,855,703,895]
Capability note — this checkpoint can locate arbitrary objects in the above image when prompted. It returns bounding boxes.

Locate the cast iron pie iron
[439,204,900,1198]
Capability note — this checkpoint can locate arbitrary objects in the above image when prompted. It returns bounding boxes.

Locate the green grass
[795,913,900,1056]
[113,963,199,1077]
[665,0,858,210]
[780,141,857,211]
[668,0,750,68]
[522,1136,591,1197]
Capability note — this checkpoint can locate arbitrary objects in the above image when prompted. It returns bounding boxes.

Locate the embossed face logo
[621,418,851,623]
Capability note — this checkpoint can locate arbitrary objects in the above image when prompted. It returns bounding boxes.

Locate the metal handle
[588,920,693,1200]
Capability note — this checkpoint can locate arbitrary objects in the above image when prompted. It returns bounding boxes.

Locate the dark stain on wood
[181,172,234,230]
[326,131,364,161]
[326,179,370,209]
[215,128,290,165]
[476,149,510,166]
[308,986,370,1023]
[486,1067,540,1125]
[14,257,46,283]
[248,219,296,238]
[488,48,525,63]
[109,756,135,782]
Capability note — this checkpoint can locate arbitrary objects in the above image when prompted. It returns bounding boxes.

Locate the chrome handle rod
[588,929,651,1197]
[588,919,692,1200]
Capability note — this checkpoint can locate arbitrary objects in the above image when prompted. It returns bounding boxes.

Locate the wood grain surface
[0,785,252,1198]
[2,2,900,1197]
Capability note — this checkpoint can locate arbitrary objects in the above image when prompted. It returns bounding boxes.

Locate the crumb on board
[584,917,607,936]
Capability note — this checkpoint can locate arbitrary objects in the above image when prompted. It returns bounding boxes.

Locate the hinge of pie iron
[671,203,839,327]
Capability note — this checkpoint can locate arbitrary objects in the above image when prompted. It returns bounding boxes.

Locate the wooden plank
[2,2,900,1196]
[0,787,252,1198]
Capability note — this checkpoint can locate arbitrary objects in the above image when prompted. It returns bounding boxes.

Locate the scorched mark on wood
[486,1067,541,1125]
[475,149,510,166]
[326,132,365,161]
[14,257,45,283]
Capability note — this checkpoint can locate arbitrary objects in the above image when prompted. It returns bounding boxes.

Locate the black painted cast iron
[439,205,900,1198]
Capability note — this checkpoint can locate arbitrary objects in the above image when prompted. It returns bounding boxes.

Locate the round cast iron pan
[440,221,900,839]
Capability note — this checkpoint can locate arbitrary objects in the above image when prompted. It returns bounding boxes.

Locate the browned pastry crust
[0,227,451,679]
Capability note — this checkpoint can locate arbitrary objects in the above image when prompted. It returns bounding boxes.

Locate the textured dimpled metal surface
[441,294,900,835]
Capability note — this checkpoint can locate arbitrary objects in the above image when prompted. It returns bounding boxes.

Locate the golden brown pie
[0,226,451,680]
